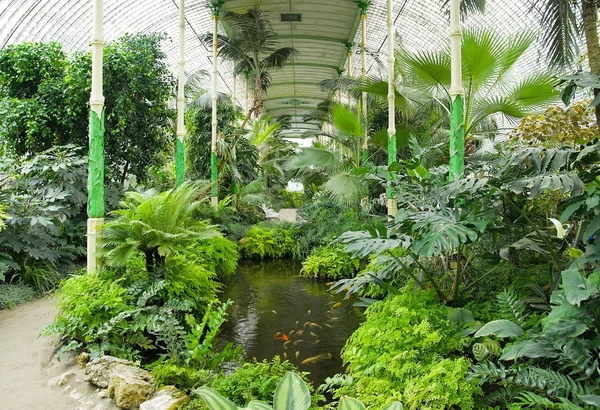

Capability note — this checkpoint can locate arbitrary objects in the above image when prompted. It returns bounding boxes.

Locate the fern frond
[497,289,527,325]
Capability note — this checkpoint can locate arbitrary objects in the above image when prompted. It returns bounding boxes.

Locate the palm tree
[285,104,367,206]
[203,4,297,119]
[534,0,600,126]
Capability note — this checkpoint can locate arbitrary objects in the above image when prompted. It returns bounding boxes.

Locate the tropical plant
[285,104,370,206]
[239,223,296,259]
[194,371,403,410]
[394,27,557,150]
[471,267,600,408]
[101,183,219,270]
[0,145,88,285]
[0,283,36,310]
[300,245,362,280]
[205,4,297,119]
[338,286,480,409]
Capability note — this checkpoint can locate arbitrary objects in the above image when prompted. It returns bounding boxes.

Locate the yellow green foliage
[339,286,480,409]
[300,245,361,280]
[510,101,598,147]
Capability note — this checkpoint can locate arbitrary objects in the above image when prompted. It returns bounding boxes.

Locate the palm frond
[323,171,366,206]
[538,0,580,68]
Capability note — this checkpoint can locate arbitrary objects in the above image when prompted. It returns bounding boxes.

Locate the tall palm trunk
[582,0,600,127]
[254,75,263,117]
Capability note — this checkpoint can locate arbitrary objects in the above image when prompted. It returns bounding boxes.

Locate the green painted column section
[387,133,396,198]
[449,95,465,181]
[175,139,184,186]
[87,109,105,218]
[211,151,218,198]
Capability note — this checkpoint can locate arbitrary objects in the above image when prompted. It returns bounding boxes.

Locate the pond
[218,259,365,386]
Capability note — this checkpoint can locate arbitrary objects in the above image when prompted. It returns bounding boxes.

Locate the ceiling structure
[0,0,548,138]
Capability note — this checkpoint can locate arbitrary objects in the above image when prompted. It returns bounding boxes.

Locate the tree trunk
[582,0,600,127]
[254,74,263,118]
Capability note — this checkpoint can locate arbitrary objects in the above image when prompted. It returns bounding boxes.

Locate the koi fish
[295,321,299,326]
[318,353,333,360]
[310,332,318,338]
[295,351,300,359]
[289,330,296,338]
[296,330,304,337]
[312,339,321,346]
[272,310,277,314]
[331,302,342,309]
[301,356,321,365]
[283,352,288,360]
[284,340,293,348]
[275,333,290,341]
[308,309,312,315]
[304,321,310,328]
[323,323,332,328]
[293,339,304,346]
[308,322,322,329]
[273,332,282,338]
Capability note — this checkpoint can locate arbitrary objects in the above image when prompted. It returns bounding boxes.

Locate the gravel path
[0,297,116,410]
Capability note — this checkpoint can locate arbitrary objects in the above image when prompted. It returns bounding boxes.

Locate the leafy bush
[0,145,87,286]
[195,236,240,279]
[239,223,296,259]
[0,283,36,309]
[470,267,600,409]
[339,286,480,409]
[300,245,361,280]
[151,361,213,392]
[276,189,304,210]
[208,357,317,407]
[295,200,370,259]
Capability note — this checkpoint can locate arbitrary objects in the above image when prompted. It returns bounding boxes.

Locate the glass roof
[0,0,548,136]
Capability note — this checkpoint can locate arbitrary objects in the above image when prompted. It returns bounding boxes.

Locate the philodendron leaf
[579,395,600,406]
[246,401,273,410]
[338,396,366,410]
[273,372,311,410]
[194,386,238,410]
[500,339,557,361]
[561,268,598,306]
[474,319,524,338]
[381,402,404,410]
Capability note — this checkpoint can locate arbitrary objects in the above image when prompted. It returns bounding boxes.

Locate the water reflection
[219,260,364,386]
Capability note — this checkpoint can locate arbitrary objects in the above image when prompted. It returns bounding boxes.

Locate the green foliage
[277,189,304,210]
[339,286,480,409]
[0,35,175,184]
[101,183,219,270]
[471,267,600,408]
[208,358,315,407]
[185,101,258,189]
[151,361,213,392]
[300,245,361,280]
[239,223,296,259]
[0,283,36,309]
[195,236,240,279]
[295,200,371,259]
[0,145,88,286]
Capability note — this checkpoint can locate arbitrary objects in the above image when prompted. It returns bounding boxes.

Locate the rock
[77,352,91,367]
[85,356,133,389]
[139,386,189,410]
[106,364,154,410]
[48,370,77,387]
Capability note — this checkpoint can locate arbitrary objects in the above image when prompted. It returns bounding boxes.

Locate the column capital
[344,42,354,55]
[209,0,224,17]
[355,0,372,16]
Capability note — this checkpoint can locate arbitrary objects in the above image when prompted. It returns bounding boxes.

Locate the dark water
[218,260,364,386]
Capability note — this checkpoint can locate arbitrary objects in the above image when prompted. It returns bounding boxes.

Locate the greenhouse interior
[2,0,600,409]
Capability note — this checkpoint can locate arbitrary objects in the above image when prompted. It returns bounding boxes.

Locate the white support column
[175,0,186,186]
[386,0,397,219]
[210,9,220,209]
[361,12,368,155]
[87,0,105,274]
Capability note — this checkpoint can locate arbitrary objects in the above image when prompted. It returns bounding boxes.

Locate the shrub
[239,223,296,259]
[151,361,213,392]
[194,236,240,279]
[339,286,480,409]
[0,283,36,309]
[300,245,361,280]
[208,357,316,407]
